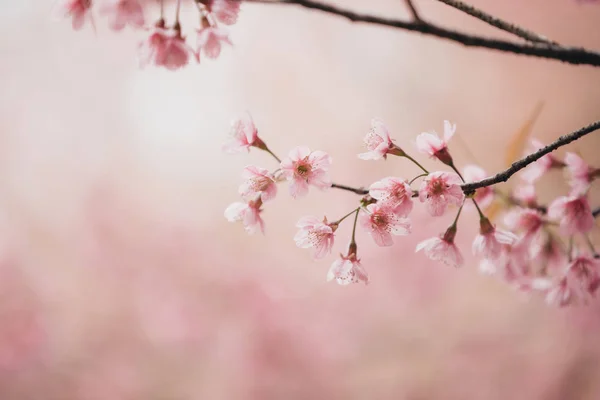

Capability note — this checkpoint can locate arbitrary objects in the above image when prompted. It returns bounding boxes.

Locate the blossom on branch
[418,172,464,217]
[224,199,264,234]
[358,119,404,160]
[196,27,232,59]
[223,113,261,153]
[200,0,241,25]
[548,194,594,235]
[60,0,92,30]
[416,226,464,268]
[360,203,411,247]
[520,139,564,183]
[368,177,413,217]
[327,247,369,285]
[239,166,277,203]
[280,146,332,198]
[99,0,144,31]
[564,152,597,195]
[463,165,494,208]
[472,217,518,260]
[294,216,337,259]
[415,120,456,165]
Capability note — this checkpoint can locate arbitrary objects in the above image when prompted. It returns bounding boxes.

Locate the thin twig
[331,183,369,195]
[434,0,557,45]
[593,207,600,218]
[405,0,422,23]
[461,120,600,194]
[246,0,600,67]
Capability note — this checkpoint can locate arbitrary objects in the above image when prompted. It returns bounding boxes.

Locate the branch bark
[247,0,600,67]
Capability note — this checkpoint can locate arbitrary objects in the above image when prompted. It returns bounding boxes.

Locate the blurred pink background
[1,0,600,398]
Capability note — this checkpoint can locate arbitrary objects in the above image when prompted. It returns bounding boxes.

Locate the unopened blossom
[196,26,232,59]
[200,0,241,25]
[224,199,264,234]
[418,171,465,217]
[368,177,413,217]
[99,0,144,31]
[415,120,456,165]
[567,254,600,295]
[472,217,518,260]
[223,113,261,154]
[238,166,277,202]
[294,216,337,259]
[280,146,332,198]
[360,203,411,247]
[463,165,493,208]
[547,194,594,235]
[504,208,545,243]
[564,152,597,195]
[60,0,92,30]
[416,225,464,268]
[327,253,369,285]
[358,119,404,160]
[520,139,564,183]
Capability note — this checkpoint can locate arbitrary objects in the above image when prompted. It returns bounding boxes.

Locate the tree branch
[433,0,557,45]
[404,0,422,23]
[331,183,369,195]
[593,207,600,218]
[461,120,600,194]
[247,0,600,67]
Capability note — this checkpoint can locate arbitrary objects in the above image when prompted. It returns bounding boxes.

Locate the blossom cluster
[223,114,599,307]
[59,0,238,69]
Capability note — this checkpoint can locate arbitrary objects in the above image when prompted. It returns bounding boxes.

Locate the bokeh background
[1,0,600,398]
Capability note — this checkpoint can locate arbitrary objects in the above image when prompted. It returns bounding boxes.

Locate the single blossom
[280,146,332,198]
[138,26,171,68]
[196,27,232,59]
[503,208,545,243]
[368,177,413,217]
[201,0,241,25]
[360,203,411,247]
[222,113,260,154]
[520,139,564,183]
[294,216,337,259]
[415,120,456,165]
[99,0,144,31]
[224,199,264,234]
[479,243,530,286]
[567,254,600,295]
[564,152,597,195]
[418,171,465,217]
[535,277,575,307]
[547,194,594,235]
[358,119,403,160]
[416,226,464,268]
[472,217,518,260]
[238,166,277,202]
[155,32,195,71]
[463,165,494,208]
[60,0,92,30]
[327,254,369,286]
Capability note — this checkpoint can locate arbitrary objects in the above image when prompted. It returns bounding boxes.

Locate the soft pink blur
[1,0,600,398]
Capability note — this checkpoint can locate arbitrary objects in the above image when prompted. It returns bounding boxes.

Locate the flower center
[372,214,388,227]
[430,178,446,195]
[295,160,312,178]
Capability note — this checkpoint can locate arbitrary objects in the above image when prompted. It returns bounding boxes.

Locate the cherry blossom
[368,177,413,217]
[294,216,337,259]
[536,277,574,307]
[196,27,232,59]
[360,203,411,247]
[280,146,332,198]
[138,26,171,68]
[564,152,597,195]
[548,194,594,235]
[99,0,144,31]
[416,226,464,268]
[155,32,196,71]
[520,139,564,183]
[463,165,494,208]
[224,199,264,234]
[223,113,261,153]
[201,0,241,25]
[418,171,465,217]
[60,0,92,30]
[567,254,600,295]
[472,217,518,260]
[239,166,277,202]
[327,254,369,285]
[512,184,538,208]
[415,120,456,165]
[504,208,545,243]
[358,119,404,160]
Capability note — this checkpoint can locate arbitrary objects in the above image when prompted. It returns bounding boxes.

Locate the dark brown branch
[461,120,600,194]
[331,183,369,195]
[246,0,600,67]
[434,0,557,45]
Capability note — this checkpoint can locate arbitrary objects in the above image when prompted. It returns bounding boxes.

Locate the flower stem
[174,0,182,25]
[404,154,429,174]
[350,208,361,245]
[472,198,485,220]
[336,207,360,225]
[409,173,428,185]
[451,204,464,228]
[584,235,599,258]
[449,163,466,182]
[263,147,281,163]
[159,0,164,19]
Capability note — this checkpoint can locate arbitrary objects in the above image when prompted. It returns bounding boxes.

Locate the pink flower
[294,216,337,259]
[222,113,260,154]
[416,226,464,268]
[238,166,277,202]
[472,218,518,260]
[224,199,264,234]
[99,0,144,31]
[156,33,195,71]
[547,194,594,235]
[201,0,241,25]
[567,254,600,295]
[512,184,538,208]
[280,146,332,198]
[327,254,369,285]
[564,152,597,195]
[360,203,411,247]
[418,171,465,217]
[368,177,413,217]
[358,119,403,160]
[504,208,545,242]
[415,120,456,165]
[520,139,564,183]
[536,277,575,307]
[463,165,493,208]
[138,26,171,68]
[196,27,232,59]
[60,0,92,30]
